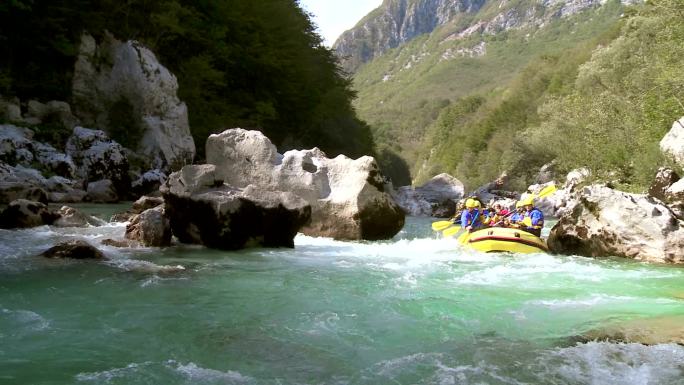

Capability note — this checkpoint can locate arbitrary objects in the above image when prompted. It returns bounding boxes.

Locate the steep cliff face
[333,0,637,73]
[334,0,486,73]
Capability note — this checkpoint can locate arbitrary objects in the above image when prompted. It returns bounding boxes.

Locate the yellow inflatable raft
[457,227,548,254]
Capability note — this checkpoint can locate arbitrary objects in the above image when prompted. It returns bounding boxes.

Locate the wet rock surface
[41,240,105,259]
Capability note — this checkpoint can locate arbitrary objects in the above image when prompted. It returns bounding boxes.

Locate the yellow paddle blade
[521,217,532,227]
[457,231,471,245]
[442,225,461,237]
[536,184,557,199]
[431,220,454,231]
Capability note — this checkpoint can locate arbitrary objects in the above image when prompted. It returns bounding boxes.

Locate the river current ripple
[1,215,683,384]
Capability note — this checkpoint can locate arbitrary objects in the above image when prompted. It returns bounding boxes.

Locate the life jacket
[521,208,544,236]
[522,208,544,228]
[461,208,484,230]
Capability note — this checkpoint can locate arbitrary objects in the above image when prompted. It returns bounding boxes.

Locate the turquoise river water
[1,204,684,384]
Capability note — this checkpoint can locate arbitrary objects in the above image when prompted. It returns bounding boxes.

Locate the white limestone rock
[660,117,684,168]
[548,185,684,263]
[72,32,195,171]
[205,129,404,240]
[392,173,464,217]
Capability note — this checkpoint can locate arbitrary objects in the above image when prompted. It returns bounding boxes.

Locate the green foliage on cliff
[352,0,627,186]
[0,0,374,159]
[417,0,684,191]
[529,0,684,190]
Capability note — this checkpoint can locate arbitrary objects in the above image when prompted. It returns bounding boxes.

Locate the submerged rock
[547,185,684,263]
[41,240,105,259]
[101,238,139,248]
[0,199,58,229]
[161,164,311,250]
[206,128,404,240]
[580,315,684,345]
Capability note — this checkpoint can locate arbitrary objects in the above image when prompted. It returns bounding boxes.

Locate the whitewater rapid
[1,216,684,384]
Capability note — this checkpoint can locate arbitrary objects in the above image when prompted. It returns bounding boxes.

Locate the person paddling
[520,196,544,237]
[505,201,525,228]
[461,198,484,232]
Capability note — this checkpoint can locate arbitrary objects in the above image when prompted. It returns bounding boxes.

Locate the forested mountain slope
[336,0,646,187]
[0,0,373,160]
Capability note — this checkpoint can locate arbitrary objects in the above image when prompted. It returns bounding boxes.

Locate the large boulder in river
[161,164,311,250]
[0,199,58,229]
[392,173,464,217]
[72,32,195,171]
[660,117,684,168]
[547,185,684,263]
[206,128,404,240]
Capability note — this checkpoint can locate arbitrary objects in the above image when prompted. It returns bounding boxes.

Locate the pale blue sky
[299,0,383,46]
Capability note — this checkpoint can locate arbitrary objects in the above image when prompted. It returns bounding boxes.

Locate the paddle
[442,225,462,237]
[536,184,557,199]
[431,220,456,231]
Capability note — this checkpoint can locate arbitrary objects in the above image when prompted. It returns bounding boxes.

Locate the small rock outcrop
[665,179,684,220]
[111,195,164,223]
[72,32,195,171]
[53,206,105,228]
[648,167,679,202]
[0,163,48,204]
[206,128,404,240]
[0,199,59,229]
[66,127,129,196]
[547,185,684,263]
[392,173,464,217]
[660,117,684,168]
[125,206,172,247]
[41,240,105,259]
[161,164,312,250]
[1,124,77,178]
[86,179,119,203]
[131,169,166,197]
